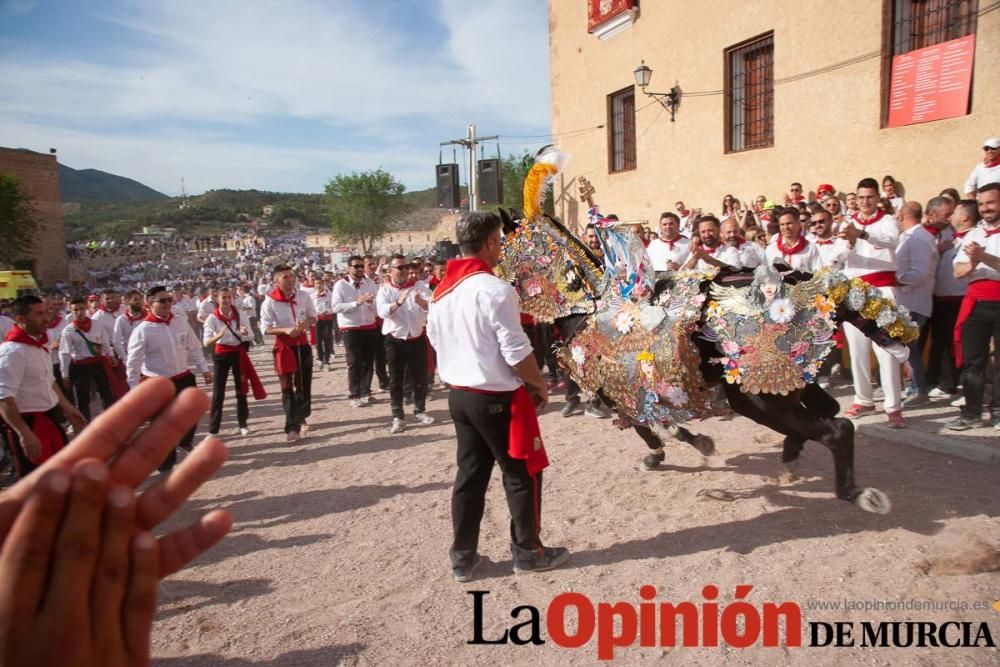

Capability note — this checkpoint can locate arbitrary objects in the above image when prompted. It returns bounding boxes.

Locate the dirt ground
[150,346,1000,666]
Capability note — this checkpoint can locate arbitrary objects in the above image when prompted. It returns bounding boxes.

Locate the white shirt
[765,238,822,273]
[330,277,378,330]
[895,225,938,317]
[376,280,431,340]
[646,236,690,271]
[197,298,216,323]
[0,336,59,412]
[59,319,112,378]
[843,211,900,279]
[203,308,248,347]
[126,316,208,387]
[311,290,334,317]
[0,316,13,341]
[935,230,971,297]
[739,241,765,269]
[427,272,533,392]
[91,309,120,355]
[46,314,69,366]
[260,289,318,333]
[179,296,198,314]
[238,294,257,320]
[112,311,147,361]
[953,223,1000,282]
[688,243,741,271]
[812,237,851,271]
[964,161,1000,195]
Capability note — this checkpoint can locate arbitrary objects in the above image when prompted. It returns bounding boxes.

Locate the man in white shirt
[127,285,212,469]
[91,289,123,345]
[949,183,1000,430]
[765,208,821,274]
[838,177,905,428]
[365,255,390,393]
[310,277,336,370]
[112,290,148,363]
[963,137,1000,198]
[60,297,118,421]
[810,209,850,271]
[928,199,977,398]
[682,216,741,271]
[675,201,694,237]
[0,296,85,479]
[238,283,264,345]
[260,265,317,441]
[376,254,435,434]
[43,291,69,389]
[427,211,567,582]
[646,212,690,273]
[894,201,939,407]
[331,255,379,407]
[0,314,13,341]
[196,287,217,324]
[203,286,263,437]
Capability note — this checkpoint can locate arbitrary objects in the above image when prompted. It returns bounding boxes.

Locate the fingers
[109,387,210,488]
[123,532,158,665]
[91,484,136,652]
[42,460,110,621]
[0,469,70,629]
[136,436,228,531]
[156,509,233,579]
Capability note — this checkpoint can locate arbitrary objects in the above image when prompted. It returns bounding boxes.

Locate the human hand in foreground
[0,377,232,579]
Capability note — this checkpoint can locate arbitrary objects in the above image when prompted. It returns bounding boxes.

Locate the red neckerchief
[954,229,970,239]
[47,314,63,329]
[71,317,93,333]
[663,236,682,250]
[144,311,174,324]
[814,236,835,245]
[985,226,1000,238]
[125,308,147,324]
[641,237,650,248]
[703,241,722,255]
[431,257,494,302]
[851,209,885,226]
[269,287,299,321]
[922,224,941,237]
[99,305,115,314]
[389,278,415,290]
[428,276,441,288]
[4,324,48,348]
[777,235,808,256]
[985,154,1000,169]
[213,306,238,325]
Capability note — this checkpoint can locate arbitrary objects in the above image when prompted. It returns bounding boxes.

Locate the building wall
[0,148,69,285]
[548,0,999,227]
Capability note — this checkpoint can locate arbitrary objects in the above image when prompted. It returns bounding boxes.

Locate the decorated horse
[497,149,919,514]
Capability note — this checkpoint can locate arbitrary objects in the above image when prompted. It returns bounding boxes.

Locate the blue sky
[0,0,553,195]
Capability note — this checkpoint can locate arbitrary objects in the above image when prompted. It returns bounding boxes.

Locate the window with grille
[725,33,774,153]
[607,86,636,173]
[889,0,978,55]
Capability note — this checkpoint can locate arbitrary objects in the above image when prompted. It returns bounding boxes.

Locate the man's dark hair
[978,182,1000,196]
[390,253,406,263]
[811,208,833,223]
[101,288,119,296]
[433,258,447,267]
[659,212,680,224]
[362,254,375,262]
[11,295,43,318]
[584,222,597,233]
[777,206,800,221]
[957,199,981,224]
[791,182,802,189]
[698,215,721,228]
[604,214,619,221]
[272,264,293,276]
[346,255,363,266]
[69,297,87,307]
[939,187,962,202]
[146,285,168,299]
[857,177,880,192]
[456,211,502,255]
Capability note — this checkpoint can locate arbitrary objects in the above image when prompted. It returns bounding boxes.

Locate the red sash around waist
[860,271,896,288]
[20,411,65,465]
[273,333,308,375]
[215,344,267,399]
[317,313,335,321]
[73,356,126,399]
[953,279,1000,367]
[451,385,549,476]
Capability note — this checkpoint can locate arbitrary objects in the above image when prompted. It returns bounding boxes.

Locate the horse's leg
[665,424,716,456]
[632,424,666,471]
[780,384,837,476]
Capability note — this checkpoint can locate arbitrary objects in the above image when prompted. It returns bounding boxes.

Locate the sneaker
[390,417,405,434]
[584,404,610,418]
[513,546,570,574]
[239,426,251,437]
[640,448,665,471]
[318,362,326,372]
[950,395,966,408]
[886,410,905,429]
[946,414,980,431]
[364,395,376,404]
[349,398,363,408]
[817,377,831,390]
[843,403,876,419]
[453,554,482,583]
[902,393,930,408]
[286,431,300,442]
[927,387,954,399]
[414,412,435,426]
[560,398,581,417]
[872,387,885,401]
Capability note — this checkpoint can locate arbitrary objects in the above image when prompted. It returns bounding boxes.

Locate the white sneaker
[390,417,405,434]
[950,395,966,407]
[414,412,435,425]
[927,387,953,399]
[239,427,251,436]
[350,398,363,408]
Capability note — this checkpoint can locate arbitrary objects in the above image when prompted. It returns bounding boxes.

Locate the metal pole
[467,124,478,212]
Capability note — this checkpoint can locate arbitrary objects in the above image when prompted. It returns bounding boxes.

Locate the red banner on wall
[887,34,976,128]
[587,0,636,33]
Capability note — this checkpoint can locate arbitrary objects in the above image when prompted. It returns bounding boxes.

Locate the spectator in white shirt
[765,208,821,274]
[203,287,262,437]
[112,290,148,363]
[881,175,904,214]
[237,283,264,345]
[963,137,1000,198]
[331,256,379,407]
[646,212,689,273]
[682,216,741,271]
[809,209,850,271]
[310,277,336,370]
[60,298,117,422]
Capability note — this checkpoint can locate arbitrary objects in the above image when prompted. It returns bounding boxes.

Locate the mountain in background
[59,163,169,203]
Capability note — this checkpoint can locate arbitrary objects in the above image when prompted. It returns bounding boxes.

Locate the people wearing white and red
[203,286,265,436]
[427,211,567,581]
[112,290,148,362]
[646,212,689,272]
[59,297,119,421]
[311,277,336,370]
[260,265,316,440]
[0,315,13,341]
[365,255,390,393]
[0,296,85,479]
[331,255,379,406]
[810,208,851,270]
[949,182,1000,430]
[765,207,821,273]
[43,292,69,389]
[894,201,940,405]
[963,137,1000,197]
[376,254,435,434]
[683,216,742,271]
[839,177,904,427]
[928,199,977,397]
[238,283,264,345]
[92,288,130,392]
[675,201,694,237]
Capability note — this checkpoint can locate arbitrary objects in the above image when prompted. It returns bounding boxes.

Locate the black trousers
[210,352,249,434]
[959,300,1000,419]
[159,372,199,472]
[249,316,264,345]
[1,409,67,480]
[373,328,389,389]
[448,389,543,568]
[927,297,962,393]
[315,318,335,363]
[69,362,114,420]
[385,335,428,419]
[342,328,377,399]
[278,345,313,434]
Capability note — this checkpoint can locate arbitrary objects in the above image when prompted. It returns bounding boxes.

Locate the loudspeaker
[477,158,502,205]
[436,164,460,208]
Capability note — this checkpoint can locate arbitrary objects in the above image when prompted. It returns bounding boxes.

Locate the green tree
[0,171,39,266]
[325,168,408,252]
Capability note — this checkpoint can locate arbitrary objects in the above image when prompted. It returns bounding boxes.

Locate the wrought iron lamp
[633,61,681,122]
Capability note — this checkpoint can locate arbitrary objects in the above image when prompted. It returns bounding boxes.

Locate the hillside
[59,163,169,202]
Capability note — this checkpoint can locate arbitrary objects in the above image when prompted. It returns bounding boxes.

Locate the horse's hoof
[853,488,891,514]
[640,451,664,472]
[691,434,716,456]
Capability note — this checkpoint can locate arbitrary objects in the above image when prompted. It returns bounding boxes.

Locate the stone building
[307,209,461,256]
[547,0,998,227]
[0,148,69,285]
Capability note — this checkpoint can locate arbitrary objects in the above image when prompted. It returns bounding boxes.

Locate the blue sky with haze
[0,0,553,195]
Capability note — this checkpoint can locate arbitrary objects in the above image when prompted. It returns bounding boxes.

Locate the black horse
[502,211,892,514]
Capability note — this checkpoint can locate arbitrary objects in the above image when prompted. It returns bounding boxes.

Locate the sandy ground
[150,346,1000,666]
